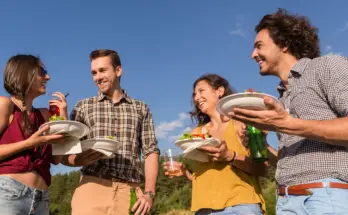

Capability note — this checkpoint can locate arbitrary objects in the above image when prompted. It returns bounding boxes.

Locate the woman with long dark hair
[0,54,68,214]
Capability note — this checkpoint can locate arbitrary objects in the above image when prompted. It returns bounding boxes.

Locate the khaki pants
[71,175,143,215]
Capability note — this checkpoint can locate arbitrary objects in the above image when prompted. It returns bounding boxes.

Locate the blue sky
[0,1,347,174]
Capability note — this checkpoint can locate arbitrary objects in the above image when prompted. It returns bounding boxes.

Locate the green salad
[49,114,65,122]
[106,136,116,140]
[178,133,211,140]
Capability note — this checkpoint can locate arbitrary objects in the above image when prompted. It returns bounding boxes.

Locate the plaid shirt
[70,90,160,183]
[276,55,348,186]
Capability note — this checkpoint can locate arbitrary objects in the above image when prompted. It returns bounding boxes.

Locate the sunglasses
[40,68,48,77]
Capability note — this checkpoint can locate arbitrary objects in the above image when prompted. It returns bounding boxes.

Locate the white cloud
[323,45,343,56]
[229,29,246,38]
[178,112,190,121]
[326,52,343,56]
[155,112,190,139]
[338,21,348,32]
[229,14,247,38]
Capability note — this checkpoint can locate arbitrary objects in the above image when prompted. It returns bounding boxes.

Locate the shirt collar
[97,89,132,104]
[291,58,310,75]
[276,58,310,95]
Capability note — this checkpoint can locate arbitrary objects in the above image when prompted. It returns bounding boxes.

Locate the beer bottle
[246,125,268,163]
[129,188,137,215]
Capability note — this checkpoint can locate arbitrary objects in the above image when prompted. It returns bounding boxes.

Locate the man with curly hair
[230,9,348,214]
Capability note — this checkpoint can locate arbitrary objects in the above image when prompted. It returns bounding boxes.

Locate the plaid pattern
[70,90,160,183]
[276,55,348,186]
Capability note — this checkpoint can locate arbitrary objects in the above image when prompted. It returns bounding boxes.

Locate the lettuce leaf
[49,115,65,122]
[178,133,210,140]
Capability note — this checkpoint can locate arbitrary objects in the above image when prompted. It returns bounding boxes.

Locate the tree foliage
[49,159,276,215]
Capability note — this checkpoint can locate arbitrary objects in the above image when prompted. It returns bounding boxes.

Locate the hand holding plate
[199,141,234,162]
[228,96,293,132]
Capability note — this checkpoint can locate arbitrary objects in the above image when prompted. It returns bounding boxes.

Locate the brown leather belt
[277,182,348,196]
[83,171,128,183]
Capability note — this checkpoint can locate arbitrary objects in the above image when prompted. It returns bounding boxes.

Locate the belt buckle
[276,186,285,196]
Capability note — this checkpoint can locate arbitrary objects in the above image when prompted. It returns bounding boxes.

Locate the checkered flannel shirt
[276,55,348,186]
[70,90,160,183]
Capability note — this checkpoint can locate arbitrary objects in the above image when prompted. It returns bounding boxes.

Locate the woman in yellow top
[163,74,268,215]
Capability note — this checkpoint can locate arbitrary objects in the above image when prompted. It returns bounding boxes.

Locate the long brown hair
[190,74,237,126]
[4,54,43,136]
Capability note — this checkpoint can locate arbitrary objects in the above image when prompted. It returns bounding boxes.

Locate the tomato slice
[192,133,205,139]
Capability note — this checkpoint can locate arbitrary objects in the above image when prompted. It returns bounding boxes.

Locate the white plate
[51,136,82,155]
[183,149,210,162]
[39,120,90,139]
[182,139,220,162]
[216,92,280,115]
[81,138,122,158]
[175,138,221,162]
[175,138,206,151]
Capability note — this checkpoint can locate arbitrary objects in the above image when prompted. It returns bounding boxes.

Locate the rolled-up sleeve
[140,104,160,159]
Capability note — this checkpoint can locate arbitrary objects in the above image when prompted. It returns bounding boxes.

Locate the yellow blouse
[187,120,266,213]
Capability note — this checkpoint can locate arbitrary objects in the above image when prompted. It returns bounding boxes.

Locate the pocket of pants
[0,177,23,200]
[301,195,314,215]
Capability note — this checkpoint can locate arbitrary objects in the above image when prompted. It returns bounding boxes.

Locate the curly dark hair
[190,74,237,126]
[255,8,320,59]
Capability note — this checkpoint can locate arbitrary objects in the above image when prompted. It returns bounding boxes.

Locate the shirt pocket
[0,177,23,200]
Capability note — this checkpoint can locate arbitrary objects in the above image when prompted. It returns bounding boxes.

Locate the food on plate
[106,136,116,140]
[178,133,211,140]
[244,88,261,93]
[49,114,65,122]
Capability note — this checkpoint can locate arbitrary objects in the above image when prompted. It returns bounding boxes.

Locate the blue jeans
[195,204,262,215]
[0,176,50,215]
[277,178,348,215]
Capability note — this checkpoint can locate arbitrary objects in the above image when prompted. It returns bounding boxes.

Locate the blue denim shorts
[195,204,263,215]
[0,176,50,215]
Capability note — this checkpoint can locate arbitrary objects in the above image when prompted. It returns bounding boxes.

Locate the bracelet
[229,151,238,166]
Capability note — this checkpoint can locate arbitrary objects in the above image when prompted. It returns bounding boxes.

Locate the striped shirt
[276,55,348,186]
[70,90,160,183]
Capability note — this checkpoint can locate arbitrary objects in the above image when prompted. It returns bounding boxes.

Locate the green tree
[49,160,276,214]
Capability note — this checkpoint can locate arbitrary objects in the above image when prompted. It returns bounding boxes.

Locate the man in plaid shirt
[62,49,160,215]
[230,9,348,214]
